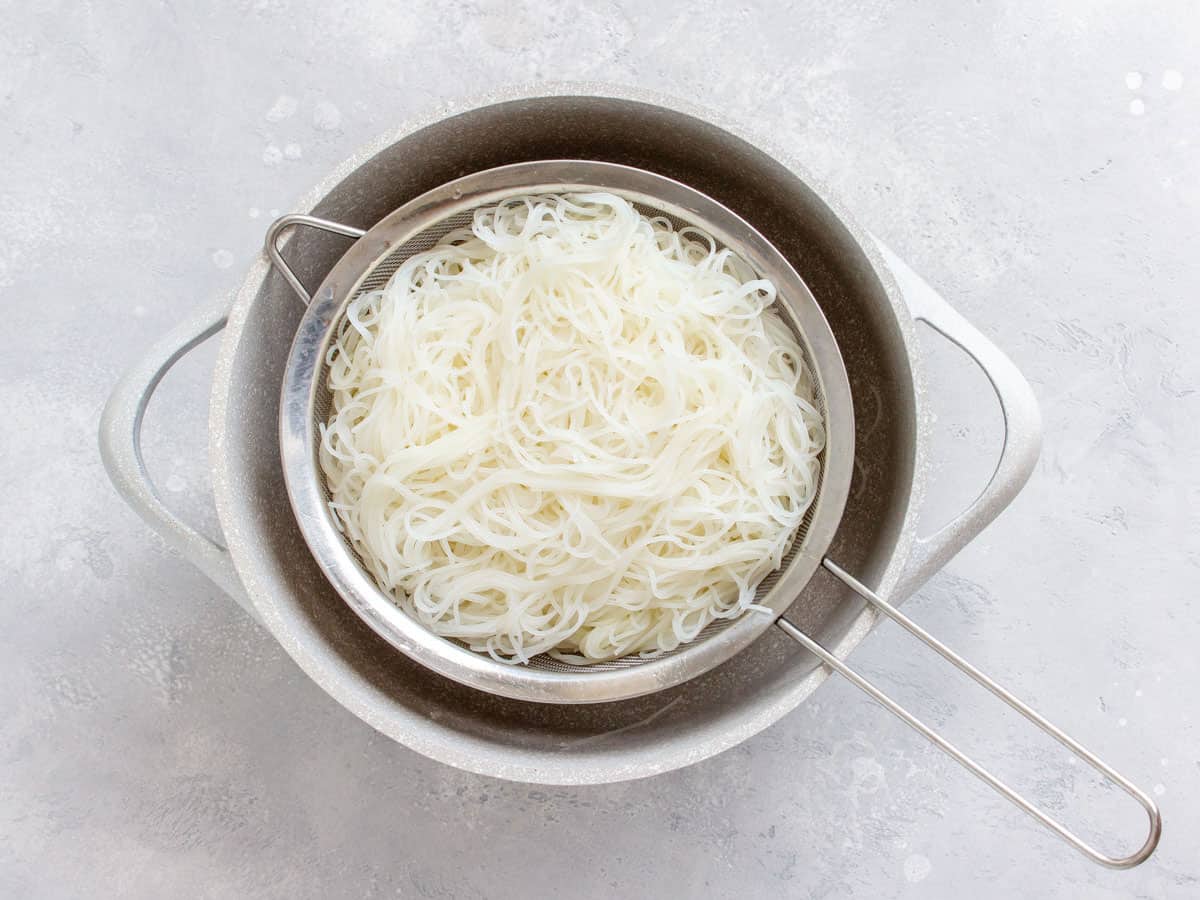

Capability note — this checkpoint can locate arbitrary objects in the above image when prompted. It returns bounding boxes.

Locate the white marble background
[1,1,1197,897]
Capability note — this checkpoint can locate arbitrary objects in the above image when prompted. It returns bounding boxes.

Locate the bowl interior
[215,92,918,782]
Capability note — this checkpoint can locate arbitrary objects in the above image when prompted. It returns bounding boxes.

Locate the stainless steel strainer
[274,161,855,703]
[268,160,1158,868]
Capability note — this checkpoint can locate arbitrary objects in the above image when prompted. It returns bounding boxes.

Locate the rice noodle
[319,193,825,663]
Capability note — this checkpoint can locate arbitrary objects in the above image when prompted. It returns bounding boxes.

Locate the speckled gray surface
[3,2,1197,897]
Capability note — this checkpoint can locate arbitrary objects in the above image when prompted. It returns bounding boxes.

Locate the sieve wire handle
[98,294,261,625]
[265,214,366,305]
[775,560,1161,869]
[870,238,1043,598]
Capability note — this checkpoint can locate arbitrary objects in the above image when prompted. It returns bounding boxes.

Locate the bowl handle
[98,295,261,625]
[871,239,1044,597]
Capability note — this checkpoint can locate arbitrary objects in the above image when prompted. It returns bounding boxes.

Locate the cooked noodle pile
[319,193,825,663]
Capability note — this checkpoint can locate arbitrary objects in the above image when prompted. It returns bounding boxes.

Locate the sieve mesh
[310,195,827,675]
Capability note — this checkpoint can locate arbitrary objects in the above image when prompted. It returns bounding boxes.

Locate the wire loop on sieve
[265,214,367,305]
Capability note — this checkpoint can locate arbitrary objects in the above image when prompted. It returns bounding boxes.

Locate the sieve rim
[278,160,855,704]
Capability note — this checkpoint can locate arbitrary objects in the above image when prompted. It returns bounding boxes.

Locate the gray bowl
[101,85,1040,784]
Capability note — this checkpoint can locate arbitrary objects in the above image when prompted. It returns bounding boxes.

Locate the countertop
[2,2,1197,897]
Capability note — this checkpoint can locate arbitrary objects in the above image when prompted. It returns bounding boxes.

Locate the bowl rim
[208,82,927,784]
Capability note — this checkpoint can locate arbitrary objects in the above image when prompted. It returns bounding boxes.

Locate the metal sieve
[274,161,854,701]
[269,160,1157,867]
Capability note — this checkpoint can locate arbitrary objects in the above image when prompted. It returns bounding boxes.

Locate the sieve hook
[776,559,1161,869]
[265,214,366,306]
